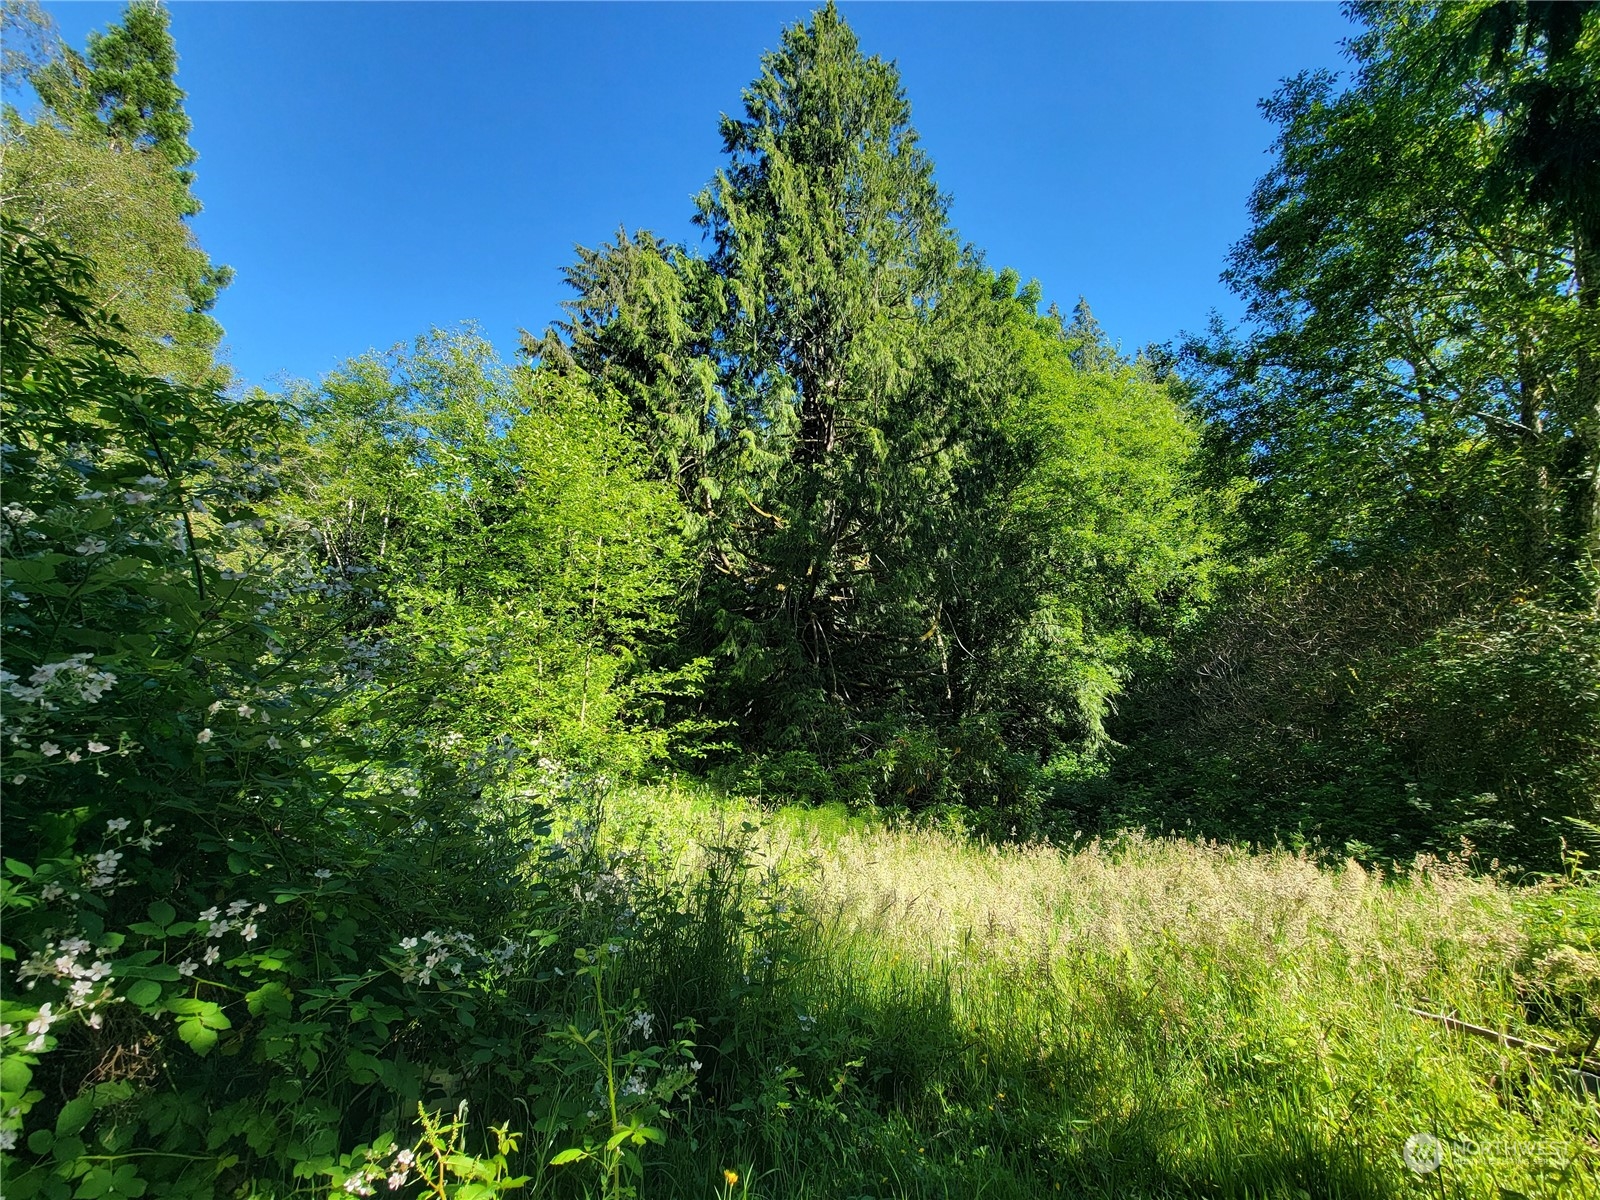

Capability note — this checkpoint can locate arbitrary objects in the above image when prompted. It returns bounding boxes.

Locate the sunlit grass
[571,783,1598,1199]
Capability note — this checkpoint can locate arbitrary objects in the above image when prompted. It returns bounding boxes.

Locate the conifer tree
[537,5,1213,798]
[679,2,966,744]
[9,0,231,382]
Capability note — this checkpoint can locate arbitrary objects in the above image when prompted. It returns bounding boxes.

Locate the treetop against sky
[33,2,1352,389]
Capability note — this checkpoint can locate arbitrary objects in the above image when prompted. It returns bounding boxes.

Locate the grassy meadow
[5,6,1598,1196]
[497,786,1600,1200]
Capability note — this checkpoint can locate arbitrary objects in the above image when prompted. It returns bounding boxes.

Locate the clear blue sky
[37,2,1355,390]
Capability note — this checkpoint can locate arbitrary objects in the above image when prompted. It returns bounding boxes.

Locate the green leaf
[176,1019,219,1056]
[56,1093,93,1137]
[245,982,292,1018]
[549,1147,586,1165]
[168,997,231,1028]
[0,1054,33,1094]
[2,554,68,584]
[123,979,162,1008]
[146,900,176,928]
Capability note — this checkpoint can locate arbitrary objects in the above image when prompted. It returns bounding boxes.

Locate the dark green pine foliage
[532,7,1215,822]
[538,5,965,754]
[31,1,233,315]
[685,4,966,750]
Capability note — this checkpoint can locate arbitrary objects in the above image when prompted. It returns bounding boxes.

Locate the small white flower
[196,728,213,744]
[74,538,108,555]
[88,741,110,754]
[203,946,220,965]
[241,921,258,942]
[237,704,254,718]
[314,868,332,880]
[26,1003,54,1036]
[106,817,131,833]
[199,907,220,922]
[40,742,59,757]
[66,751,81,763]
[208,701,225,715]
[0,1128,15,1150]
[266,735,281,749]
[177,959,198,976]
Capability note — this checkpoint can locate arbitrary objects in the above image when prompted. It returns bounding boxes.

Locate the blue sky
[36,2,1354,390]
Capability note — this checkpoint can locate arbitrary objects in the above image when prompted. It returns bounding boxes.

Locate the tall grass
[567,786,1596,1200]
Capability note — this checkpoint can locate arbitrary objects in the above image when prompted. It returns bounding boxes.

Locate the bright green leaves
[279,329,692,779]
[167,997,231,1056]
[245,981,293,1019]
[1138,1,1600,864]
[10,0,232,387]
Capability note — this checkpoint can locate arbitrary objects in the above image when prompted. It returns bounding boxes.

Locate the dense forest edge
[1,1,1596,1196]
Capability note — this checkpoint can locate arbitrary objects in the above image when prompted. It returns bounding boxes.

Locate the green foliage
[1120,0,1600,867]
[277,330,697,779]
[31,0,203,194]
[6,3,1597,1194]
[536,8,1215,820]
[4,1,232,385]
[0,218,544,1194]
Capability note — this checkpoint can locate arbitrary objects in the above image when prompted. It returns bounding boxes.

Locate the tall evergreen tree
[8,0,232,382]
[680,3,963,745]
[532,6,1214,815]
